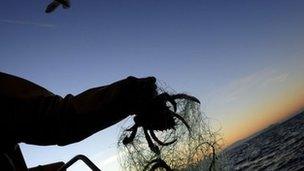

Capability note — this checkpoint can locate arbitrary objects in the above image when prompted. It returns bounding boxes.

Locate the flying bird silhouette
[45,0,70,13]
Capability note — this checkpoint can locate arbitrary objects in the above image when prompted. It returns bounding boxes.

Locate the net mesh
[117,91,223,171]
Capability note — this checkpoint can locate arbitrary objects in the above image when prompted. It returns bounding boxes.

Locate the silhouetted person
[0,72,157,170]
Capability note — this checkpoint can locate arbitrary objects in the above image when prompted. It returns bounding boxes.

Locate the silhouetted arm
[0,72,156,146]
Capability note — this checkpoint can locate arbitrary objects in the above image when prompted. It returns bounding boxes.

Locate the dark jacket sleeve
[0,72,132,146]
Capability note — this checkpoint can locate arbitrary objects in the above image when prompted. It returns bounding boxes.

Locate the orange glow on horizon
[223,86,304,147]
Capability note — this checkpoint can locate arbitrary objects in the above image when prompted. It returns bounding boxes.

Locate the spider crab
[122,92,200,170]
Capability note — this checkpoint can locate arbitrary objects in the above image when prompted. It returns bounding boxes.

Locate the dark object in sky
[45,0,70,13]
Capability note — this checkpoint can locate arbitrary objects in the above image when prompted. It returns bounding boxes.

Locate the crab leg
[144,159,172,171]
[143,128,160,155]
[149,130,177,146]
[149,162,173,171]
[143,159,157,171]
[157,93,177,112]
[169,111,191,132]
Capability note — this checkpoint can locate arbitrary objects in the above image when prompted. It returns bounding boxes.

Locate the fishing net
[117,88,223,171]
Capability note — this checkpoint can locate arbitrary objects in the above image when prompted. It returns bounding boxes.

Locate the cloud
[213,68,289,103]
[0,19,55,28]
[261,73,289,87]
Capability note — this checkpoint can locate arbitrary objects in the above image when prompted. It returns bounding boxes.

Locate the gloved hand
[72,76,157,118]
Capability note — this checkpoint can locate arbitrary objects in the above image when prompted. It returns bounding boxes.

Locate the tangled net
[118,89,223,171]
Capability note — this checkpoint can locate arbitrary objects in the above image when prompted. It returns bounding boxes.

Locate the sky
[1,0,304,170]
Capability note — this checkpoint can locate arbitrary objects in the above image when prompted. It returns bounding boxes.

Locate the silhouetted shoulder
[0,72,53,98]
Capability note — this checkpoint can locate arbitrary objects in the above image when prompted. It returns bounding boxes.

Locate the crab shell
[134,107,176,131]
[135,93,199,131]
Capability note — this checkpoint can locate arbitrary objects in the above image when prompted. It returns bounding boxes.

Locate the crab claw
[157,93,178,112]
[144,128,160,155]
[171,93,200,104]
[149,130,177,146]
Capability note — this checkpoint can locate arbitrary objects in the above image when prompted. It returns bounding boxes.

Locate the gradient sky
[1,0,304,170]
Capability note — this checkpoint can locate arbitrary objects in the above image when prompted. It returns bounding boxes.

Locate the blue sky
[1,0,304,170]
